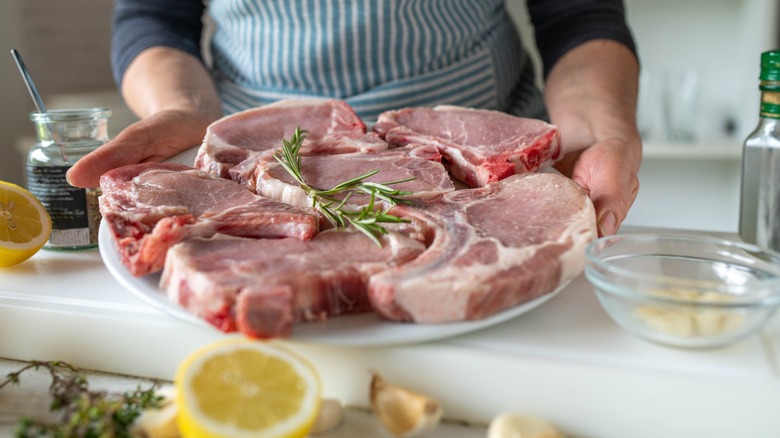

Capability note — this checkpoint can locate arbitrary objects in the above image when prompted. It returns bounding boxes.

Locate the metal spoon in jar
[10,48,68,163]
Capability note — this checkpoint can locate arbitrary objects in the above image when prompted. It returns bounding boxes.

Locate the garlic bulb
[369,370,443,437]
[310,398,345,435]
[487,413,563,438]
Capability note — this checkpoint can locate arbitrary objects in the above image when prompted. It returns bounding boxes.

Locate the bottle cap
[759,50,780,83]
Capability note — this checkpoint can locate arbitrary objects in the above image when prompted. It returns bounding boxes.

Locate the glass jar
[26,108,111,250]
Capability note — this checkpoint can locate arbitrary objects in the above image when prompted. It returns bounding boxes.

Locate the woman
[67,0,641,236]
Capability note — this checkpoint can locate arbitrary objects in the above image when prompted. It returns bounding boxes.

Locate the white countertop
[1,228,779,438]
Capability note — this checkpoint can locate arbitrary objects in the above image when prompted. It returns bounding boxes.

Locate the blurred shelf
[642,140,742,161]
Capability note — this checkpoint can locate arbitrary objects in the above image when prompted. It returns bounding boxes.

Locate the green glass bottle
[739,50,780,251]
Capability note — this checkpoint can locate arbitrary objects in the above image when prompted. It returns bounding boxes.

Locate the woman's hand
[66,109,214,188]
[544,39,642,236]
[67,47,223,188]
[554,137,641,237]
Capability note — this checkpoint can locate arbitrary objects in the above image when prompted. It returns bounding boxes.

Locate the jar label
[26,165,98,247]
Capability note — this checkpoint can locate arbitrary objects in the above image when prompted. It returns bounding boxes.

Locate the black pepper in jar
[26,108,110,250]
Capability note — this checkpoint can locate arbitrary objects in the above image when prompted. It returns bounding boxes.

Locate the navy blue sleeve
[111,0,206,86]
[526,0,638,78]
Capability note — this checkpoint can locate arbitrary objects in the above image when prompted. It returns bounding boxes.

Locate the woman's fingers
[556,140,640,236]
[66,110,211,188]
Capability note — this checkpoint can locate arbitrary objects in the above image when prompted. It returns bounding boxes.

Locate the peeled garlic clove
[130,386,180,438]
[310,398,345,435]
[634,305,695,337]
[369,370,443,438]
[487,413,563,438]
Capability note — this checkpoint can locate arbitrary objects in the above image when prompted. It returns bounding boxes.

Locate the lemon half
[0,181,51,267]
[175,336,322,438]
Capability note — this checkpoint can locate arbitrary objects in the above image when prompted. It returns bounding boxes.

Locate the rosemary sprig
[1,360,164,437]
[274,127,414,246]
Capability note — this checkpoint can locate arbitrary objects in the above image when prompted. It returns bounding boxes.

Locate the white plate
[98,221,566,346]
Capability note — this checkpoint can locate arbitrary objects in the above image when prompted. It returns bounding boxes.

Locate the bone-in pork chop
[368,171,596,323]
[99,162,319,277]
[160,230,425,338]
[195,99,389,181]
[374,105,560,187]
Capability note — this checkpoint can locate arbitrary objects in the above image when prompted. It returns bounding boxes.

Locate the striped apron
[207,0,546,121]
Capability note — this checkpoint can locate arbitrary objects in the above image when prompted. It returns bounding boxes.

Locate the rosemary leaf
[320,204,346,228]
[350,221,383,246]
[361,178,416,192]
[327,169,381,193]
[274,127,415,245]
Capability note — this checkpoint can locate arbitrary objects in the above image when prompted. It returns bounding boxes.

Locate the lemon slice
[0,180,51,267]
[175,336,322,438]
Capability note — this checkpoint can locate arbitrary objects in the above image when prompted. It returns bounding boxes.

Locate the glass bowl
[584,233,780,348]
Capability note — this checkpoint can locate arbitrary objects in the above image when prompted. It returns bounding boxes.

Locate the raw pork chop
[160,230,426,338]
[100,162,319,277]
[253,145,455,209]
[374,105,561,187]
[368,171,596,323]
[195,99,388,181]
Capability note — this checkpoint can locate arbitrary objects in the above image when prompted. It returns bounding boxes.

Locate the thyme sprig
[274,127,414,246]
[1,360,163,437]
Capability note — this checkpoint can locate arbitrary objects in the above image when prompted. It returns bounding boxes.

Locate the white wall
[625,0,779,143]
[624,0,778,233]
[624,156,742,232]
